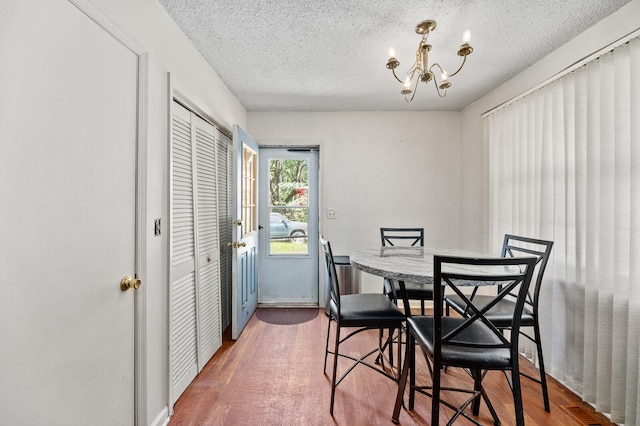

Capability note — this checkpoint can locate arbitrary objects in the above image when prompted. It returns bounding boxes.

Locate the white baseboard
[150,407,169,426]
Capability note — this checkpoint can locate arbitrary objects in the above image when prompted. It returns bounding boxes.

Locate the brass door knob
[120,275,141,291]
[227,241,247,248]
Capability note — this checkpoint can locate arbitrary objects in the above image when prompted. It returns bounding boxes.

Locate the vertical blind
[486,37,639,424]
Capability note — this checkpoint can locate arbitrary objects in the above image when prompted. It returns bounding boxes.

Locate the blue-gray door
[258,148,319,305]
[231,125,259,339]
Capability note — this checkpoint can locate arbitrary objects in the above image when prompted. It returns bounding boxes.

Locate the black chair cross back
[392,255,538,426]
[379,228,433,315]
[445,234,554,412]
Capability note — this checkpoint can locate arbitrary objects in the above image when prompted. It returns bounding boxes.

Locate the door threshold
[258,302,319,308]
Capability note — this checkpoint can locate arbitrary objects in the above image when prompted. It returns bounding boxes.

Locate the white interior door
[216,130,233,331]
[0,1,138,423]
[169,102,199,404]
[169,100,222,406]
[231,125,260,339]
[258,148,319,305]
[194,114,222,368]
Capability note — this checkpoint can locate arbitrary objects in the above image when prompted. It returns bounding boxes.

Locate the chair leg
[471,369,482,416]
[512,363,525,426]
[477,372,500,425]
[409,334,416,410]
[392,335,412,424]
[388,327,394,366]
[376,329,384,365]
[420,299,425,315]
[323,316,332,373]
[533,320,551,412]
[376,328,394,368]
[431,355,440,426]
[396,327,403,371]
[330,323,341,415]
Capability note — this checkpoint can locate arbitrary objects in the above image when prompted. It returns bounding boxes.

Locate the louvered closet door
[170,102,198,403]
[194,116,221,367]
[216,130,233,330]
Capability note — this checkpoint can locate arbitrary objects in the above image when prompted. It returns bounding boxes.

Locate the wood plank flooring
[168,308,614,425]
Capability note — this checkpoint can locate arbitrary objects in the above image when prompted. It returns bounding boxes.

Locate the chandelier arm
[447,54,468,78]
[391,68,405,84]
[429,62,446,77]
[432,76,447,98]
[409,77,420,101]
[404,74,420,102]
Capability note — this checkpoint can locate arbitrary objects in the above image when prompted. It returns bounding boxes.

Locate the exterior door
[0,1,138,424]
[231,125,259,339]
[258,148,319,305]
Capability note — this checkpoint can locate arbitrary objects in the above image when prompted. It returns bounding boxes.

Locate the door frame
[257,146,319,306]
[69,1,148,424]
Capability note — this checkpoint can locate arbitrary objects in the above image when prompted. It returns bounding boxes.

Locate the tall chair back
[380,227,430,314]
[321,236,341,316]
[380,228,424,247]
[444,233,555,412]
[501,234,554,320]
[321,236,406,414]
[393,255,537,425]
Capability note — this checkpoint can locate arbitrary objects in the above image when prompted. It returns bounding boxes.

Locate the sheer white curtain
[486,37,640,424]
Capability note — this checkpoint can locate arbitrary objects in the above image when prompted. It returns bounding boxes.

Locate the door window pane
[242,144,257,236]
[268,159,308,255]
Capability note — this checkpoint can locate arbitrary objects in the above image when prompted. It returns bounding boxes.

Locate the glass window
[268,158,309,255]
[242,144,257,236]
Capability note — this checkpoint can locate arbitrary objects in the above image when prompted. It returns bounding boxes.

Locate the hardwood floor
[168,308,613,425]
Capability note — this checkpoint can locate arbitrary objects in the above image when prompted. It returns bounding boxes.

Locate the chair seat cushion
[407,316,513,370]
[330,293,405,328]
[391,281,433,300]
[445,294,534,327]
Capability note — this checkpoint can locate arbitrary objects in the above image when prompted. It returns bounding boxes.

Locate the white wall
[460,0,640,252]
[248,111,462,293]
[78,0,248,423]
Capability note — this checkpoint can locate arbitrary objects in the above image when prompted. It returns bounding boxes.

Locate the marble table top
[350,246,503,285]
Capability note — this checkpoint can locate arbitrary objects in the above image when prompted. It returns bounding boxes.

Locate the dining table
[349,245,526,423]
[349,246,494,314]
[350,245,492,286]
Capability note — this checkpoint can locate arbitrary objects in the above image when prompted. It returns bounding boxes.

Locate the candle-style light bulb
[441,72,448,82]
[463,30,471,43]
[389,47,396,58]
[401,76,412,94]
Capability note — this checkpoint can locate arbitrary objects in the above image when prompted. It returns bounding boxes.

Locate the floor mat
[256,307,319,325]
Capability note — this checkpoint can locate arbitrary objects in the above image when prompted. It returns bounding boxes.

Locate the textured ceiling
[157,0,630,111]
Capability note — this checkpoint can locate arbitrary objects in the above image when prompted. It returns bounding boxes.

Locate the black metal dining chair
[321,236,406,415]
[444,234,554,412]
[380,228,433,315]
[392,255,537,426]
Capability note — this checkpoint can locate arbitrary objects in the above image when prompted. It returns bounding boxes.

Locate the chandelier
[386,20,473,101]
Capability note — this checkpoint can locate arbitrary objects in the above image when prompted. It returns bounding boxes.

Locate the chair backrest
[380,228,424,247]
[433,255,537,360]
[320,236,341,314]
[501,234,554,312]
